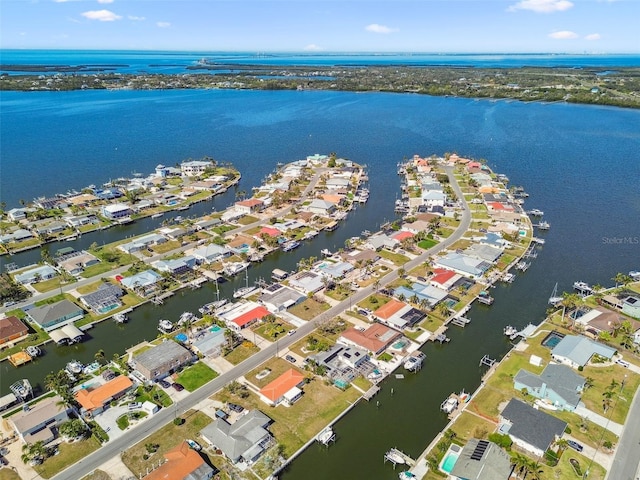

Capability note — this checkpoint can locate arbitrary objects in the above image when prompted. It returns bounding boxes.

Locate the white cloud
[365,23,397,34]
[128,15,146,21]
[156,21,171,28]
[81,9,122,21]
[97,0,114,4]
[585,33,602,40]
[304,44,323,51]
[508,0,574,13]
[548,30,578,39]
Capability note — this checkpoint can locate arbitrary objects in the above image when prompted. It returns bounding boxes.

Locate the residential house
[235,198,264,215]
[181,160,213,177]
[434,253,491,280]
[338,323,402,355]
[499,398,567,457]
[259,284,306,313]
[144,441,215,480]
[514,364,586,411]
[27,299,84,332]
[101,203,131,221]
[131,340,195,381]
[450,439,514,480]
[10,395,72,445]
[75,375,134,415]
[79,283,124,314]
[307,199,336,216]
[0,316,29,346]
[200,410,273,465]
[551,335,617,369]
[258,369,306,407]
[14,265,57,285]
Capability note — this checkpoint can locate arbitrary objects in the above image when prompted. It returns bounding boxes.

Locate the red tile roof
[232,306,269,328]
[145,441,207,480]
[260,369,305,403]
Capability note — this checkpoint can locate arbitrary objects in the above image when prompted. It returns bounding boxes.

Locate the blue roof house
[551,335,616,369]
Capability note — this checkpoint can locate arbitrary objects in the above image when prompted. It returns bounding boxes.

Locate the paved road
[605,380,640,480]
[52,165,471,480]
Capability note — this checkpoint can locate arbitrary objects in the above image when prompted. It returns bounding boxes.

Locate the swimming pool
[439,445,461,474]
[541,331,565,349]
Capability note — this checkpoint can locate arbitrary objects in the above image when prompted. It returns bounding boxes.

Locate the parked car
[158,380,171,388]
[567,440,583,452]
[172,383,184,392]
[228,403,244,413]
[285,354,297,364]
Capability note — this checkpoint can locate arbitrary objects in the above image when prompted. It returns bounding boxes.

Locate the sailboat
[548,282,563,305]
[233,268,257,298]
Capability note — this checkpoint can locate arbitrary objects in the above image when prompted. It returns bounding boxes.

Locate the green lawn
[175,362,218,392]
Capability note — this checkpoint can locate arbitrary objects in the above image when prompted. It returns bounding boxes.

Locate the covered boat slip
[49,323,85,345]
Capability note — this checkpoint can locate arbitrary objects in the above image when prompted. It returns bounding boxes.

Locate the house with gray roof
[27,299,84,332]
[499,398,567,457]
[450,439,514,480]
[80,283,124,314]
[514,364,585,411]
[200,410,273,465]
[132,340,195,381]
[434,253,490,280]
[551,335,617,369]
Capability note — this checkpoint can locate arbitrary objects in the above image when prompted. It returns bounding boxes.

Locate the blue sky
[1,0,638,53]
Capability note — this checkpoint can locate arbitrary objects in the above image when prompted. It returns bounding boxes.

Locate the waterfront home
[220,302,270,332]
[434,253,490,280]
[499,398,567,458]
[75,375,134,415]
[429,268,462,291]
[191,326,227,357]
[513,364,586,411]
[551,334,617,369]
[307,344,370,383]
[258,369,306,407]
[450,439,514,480]
[131,340,195,381]
[235,198,265,215]
[307,199,336,216]
[152,255,196,275]
[14,264,57,285]
[10,394,72,445]
[27,299,84,332]
[288,271,325,295]
[259,284,306,313]
[7,208,28,221]
[622,295,640,319]
[79,283,124,314]
[0,316,29,346]
[372,298,423,330]
[101,203,131,221]
[117,233,167,254]
[181,159,213,177]
[200,409,273,465]
[338,323,402,356]
[464,244,503,263]
[191,244,231,264]
[57,251,100,276]
[144,441,215,480]
[394,282,449,309]
[119,269,162,295]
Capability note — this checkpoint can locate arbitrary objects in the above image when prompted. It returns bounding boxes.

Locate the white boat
[178,311,195,325]
[25,345,41,357]
[113,313,128,323]
[66,360,84,375]
[158,319,174,333]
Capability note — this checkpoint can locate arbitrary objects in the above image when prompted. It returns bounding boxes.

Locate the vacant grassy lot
[176,362,218,392]
[34,437,101,479]
[122,410,212,478]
